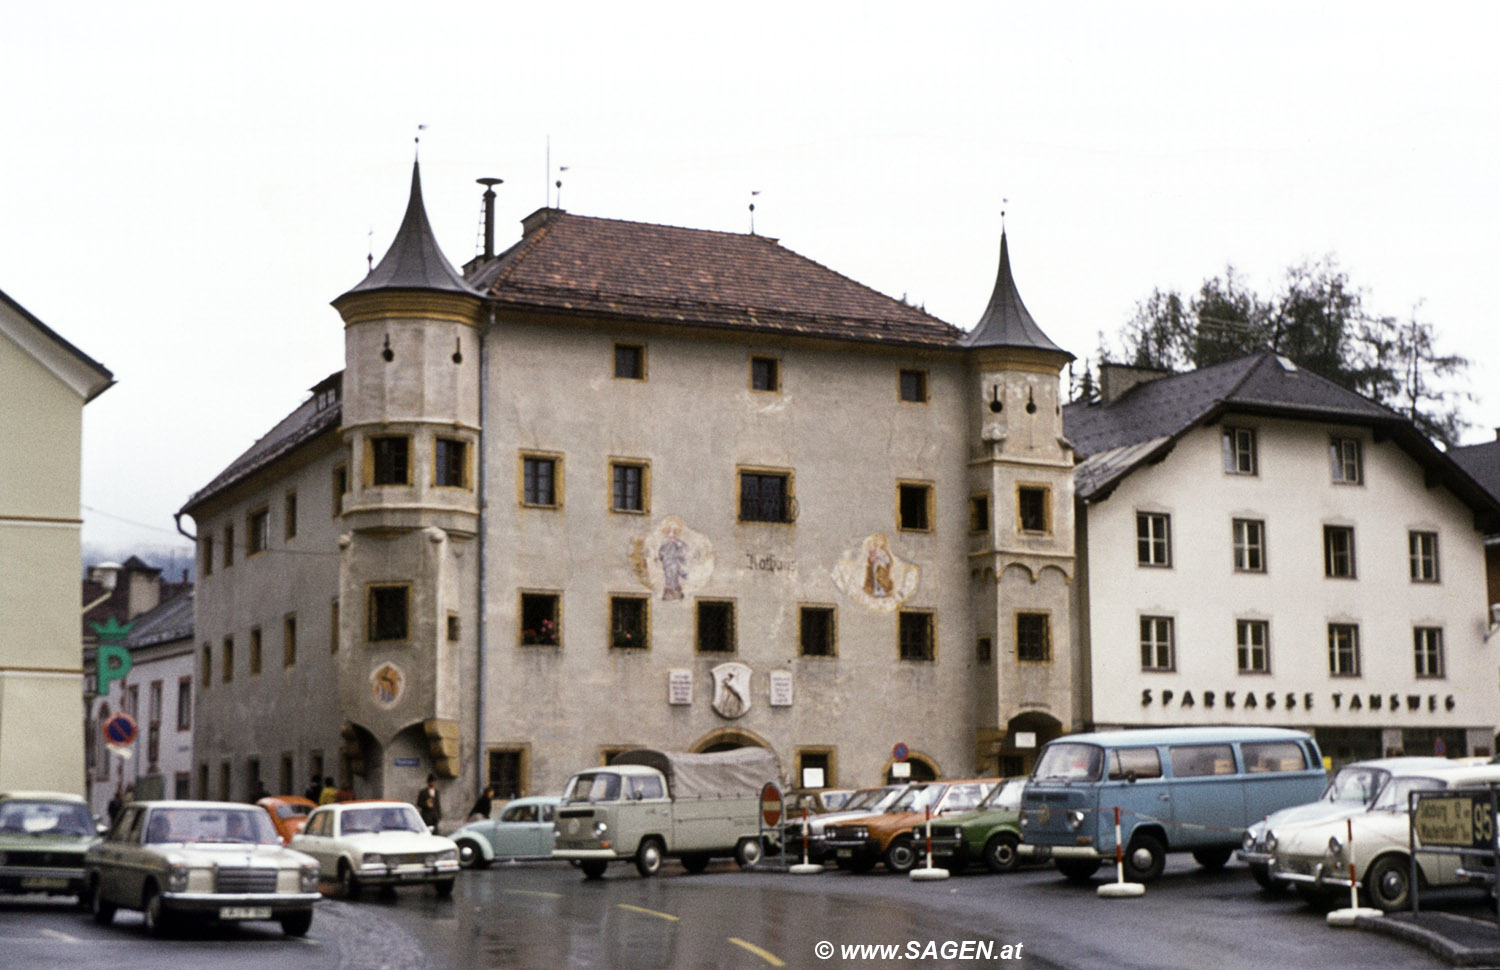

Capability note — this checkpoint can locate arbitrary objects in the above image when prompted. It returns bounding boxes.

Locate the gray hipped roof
[961,231,1072,358]
[337,161,477,300]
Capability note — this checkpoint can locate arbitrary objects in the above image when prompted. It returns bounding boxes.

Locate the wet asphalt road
[2,856,1492,969]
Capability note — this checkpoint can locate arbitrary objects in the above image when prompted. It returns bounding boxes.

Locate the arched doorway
[999,711,1064,777]
[883,753,939,784]
[690,728,773,754]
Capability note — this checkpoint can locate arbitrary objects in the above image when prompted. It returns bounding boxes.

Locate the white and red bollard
[910,804,950,881]
[1098,806,1145,898]
[790,807,821,875]
[1327,817,1380,925]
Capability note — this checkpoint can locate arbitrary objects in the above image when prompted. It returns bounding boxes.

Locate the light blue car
[451,796,561,869]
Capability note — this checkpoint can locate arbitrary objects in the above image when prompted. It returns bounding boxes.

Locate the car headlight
[1242,832,1255,852]
[429,850,457,865]
[300,863,320,892]
[1327,835,1343,859]
[1019,813,1028,829]
[362,853,384,867]
[1264,832,1277,854]
[166,862,190,892]
[1067,810,1086,831]
[593,821,608,837]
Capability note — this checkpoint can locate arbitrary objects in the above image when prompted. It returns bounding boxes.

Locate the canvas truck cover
[609,748,781,800]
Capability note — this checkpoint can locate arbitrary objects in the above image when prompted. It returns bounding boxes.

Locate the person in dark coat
[416,774,442,830]
[468,785,496,821]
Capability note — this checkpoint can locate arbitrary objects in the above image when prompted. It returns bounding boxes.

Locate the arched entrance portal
[999,711,1064,777]
[690,728,773,754]
[883,754,939,784]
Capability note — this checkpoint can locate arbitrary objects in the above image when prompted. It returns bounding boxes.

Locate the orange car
[821,777,999,873]
[258,796,318,844]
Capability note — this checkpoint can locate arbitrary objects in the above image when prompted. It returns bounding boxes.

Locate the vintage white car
[0,790,99,900]
[450,795,560,869]
[84,800,320,936]
[1238,756,1451,891]
[290,800,459,899]
[1266,763,1500,911]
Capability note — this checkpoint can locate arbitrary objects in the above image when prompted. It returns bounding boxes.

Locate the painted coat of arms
[710,662,753,719]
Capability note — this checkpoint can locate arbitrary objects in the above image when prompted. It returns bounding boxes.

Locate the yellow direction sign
[1413,792,1496,850]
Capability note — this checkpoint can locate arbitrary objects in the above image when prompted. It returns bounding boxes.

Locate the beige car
[291,800,460,899]
[84,800,320,937]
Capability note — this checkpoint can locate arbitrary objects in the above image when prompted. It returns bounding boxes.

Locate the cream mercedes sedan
[84,800,320,937]
[290,800,459,899]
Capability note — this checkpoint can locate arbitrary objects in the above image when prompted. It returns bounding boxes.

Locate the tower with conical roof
[963,230,1080,773]
[329,160,484,797]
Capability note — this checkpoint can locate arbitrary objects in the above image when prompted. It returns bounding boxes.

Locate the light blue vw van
[1018,726,1325,883]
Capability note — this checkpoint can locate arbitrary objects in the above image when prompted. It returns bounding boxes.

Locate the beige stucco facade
[0,292,111,794]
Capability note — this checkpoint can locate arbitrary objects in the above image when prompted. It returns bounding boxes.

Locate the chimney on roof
[521,207,561,238]
[477,178,503,258]
[1098,362,1171,403]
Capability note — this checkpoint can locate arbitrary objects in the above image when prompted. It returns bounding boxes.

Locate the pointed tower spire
[336,161,476,301]
[962,231,1072,360]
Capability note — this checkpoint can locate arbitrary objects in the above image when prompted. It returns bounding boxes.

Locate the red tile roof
[470,210,962,347]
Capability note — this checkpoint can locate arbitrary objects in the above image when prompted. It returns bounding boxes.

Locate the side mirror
[1125,771,1138,784]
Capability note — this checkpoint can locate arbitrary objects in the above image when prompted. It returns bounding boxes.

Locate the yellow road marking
[615,903,680,921]
[728,937,785,966]
[502,888,565,899]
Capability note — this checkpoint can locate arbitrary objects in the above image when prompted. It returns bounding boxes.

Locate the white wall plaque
[769,670,793,707]
[668,669,693,705]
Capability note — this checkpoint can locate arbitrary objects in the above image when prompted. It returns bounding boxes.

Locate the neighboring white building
[0,287,112,794]
[1066,356,1500,762]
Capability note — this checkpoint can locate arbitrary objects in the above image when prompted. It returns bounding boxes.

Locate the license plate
[21,877,69,890]
[836,849,852,858]
[219,906,271,920]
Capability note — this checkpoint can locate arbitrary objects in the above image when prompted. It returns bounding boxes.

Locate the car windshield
[0,800,94,837]
[1372,776,1445,812]
[145,808,279,845]
[977,778,1026,811]
[1322,766,1390,806]
[838,788,886,813]
[275,802,313,819]
[890,784,942,813]
[563,772,622,804]
[340,806,426,835]
[1032,743,1104,783]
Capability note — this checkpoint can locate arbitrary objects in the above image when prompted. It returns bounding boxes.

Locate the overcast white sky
[5,2,1497,552]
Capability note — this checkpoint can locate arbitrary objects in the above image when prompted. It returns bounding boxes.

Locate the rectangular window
[1328,623,1361,676]
[447,612,461,642]
[1108,747,1163,781]
[521,454,560,507]
[975,636,992,664]
[898,482,933,532]
[610,595,649,650]
[370,435,411,486]
[611,461,648,513]
[1232,518,1266,572]
[202,535,214,576]
[223,524,234,568]
[1136,512,1171,567]
[176,676,192,730]
[279,754,294,796]
[367,584,410,642]
[1324,525,1356,578]
[249,626,263,675]
[1015,612,1051,663]
[696,600,736,653]
[799,606,836,657]
[1017,486,1050,534]
[222,636,234,683]
[1237,619,1270,673]
[519,592,560,646]
[332,465,348,517]
[219,762,232,802]
[201,643,212,688]
[614,343,645,380]
[487,748,527,800]
[750,355,780,392]
[1409,531,1439,582]
[248,507,270,556]
[898,610,935,661]
[968,494,990,534]
[1330,437,1363,484]
[1222,426,1257,475]
[1140,616,1175,671]
[796,750,835,790]
[330,597,340,654]
[899,368,928,403]
[435,437,470,488]
[739,470,792,523]
[174,773,191,800]
[283,614,297,668]
[284,491,298,540]
[1170,744,1236,778]
[1413,627,1445,678]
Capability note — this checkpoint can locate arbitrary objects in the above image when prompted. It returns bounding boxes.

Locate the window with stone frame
[367,585,410,642]
[898,610,935,661]
[696,600,735,653]
[519,592,560,646]
[799,606,835,657]
[610,596,648,649]
[370,435,411,486]
[1015,612,1051,663]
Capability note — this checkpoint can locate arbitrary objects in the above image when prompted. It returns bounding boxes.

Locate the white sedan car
[291,801,460,899]
[1267,763,1500,911]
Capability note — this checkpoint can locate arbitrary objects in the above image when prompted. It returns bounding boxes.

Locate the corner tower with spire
[329,160,484,798]
[963,229,1080,774]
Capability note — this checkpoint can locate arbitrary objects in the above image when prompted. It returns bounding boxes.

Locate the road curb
[1353,912,1500,967]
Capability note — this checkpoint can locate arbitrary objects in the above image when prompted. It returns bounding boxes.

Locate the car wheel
[1365,855,1414,913]
[433,878,455,898]
[679,852,710,874]
[280,910,314,937]
[580,860,608,880]
[735,837,762,869]
[983,833,1021,874]
[338,861,362,901]
[884,836,917,874]
[142,885,174,938]
[634,837,665,877]
[1192,847,1233,871]
[1249,863,1286,894]
[1123,833,1166,883]
[457,839,489,870]
[89,878,116,925]
[1056,858,1102,885]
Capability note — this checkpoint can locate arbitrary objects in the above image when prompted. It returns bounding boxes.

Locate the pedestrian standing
[416,774,442,831]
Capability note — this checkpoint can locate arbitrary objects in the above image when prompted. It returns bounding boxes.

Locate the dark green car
[921,777,1026,874]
